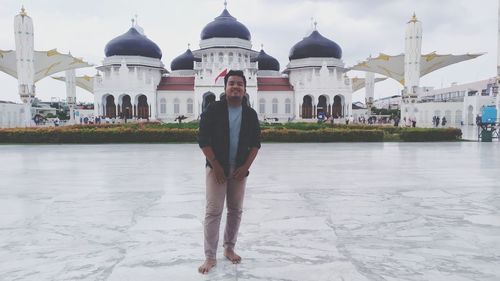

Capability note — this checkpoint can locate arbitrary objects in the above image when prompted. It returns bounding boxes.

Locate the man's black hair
[224,70,246,89]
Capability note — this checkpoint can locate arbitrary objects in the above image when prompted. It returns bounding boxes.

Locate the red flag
[214,69,228,84]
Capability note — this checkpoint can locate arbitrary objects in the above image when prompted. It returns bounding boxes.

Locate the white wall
[0,102,26,128]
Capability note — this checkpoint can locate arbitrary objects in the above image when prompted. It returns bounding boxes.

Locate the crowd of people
[79,115,151,125]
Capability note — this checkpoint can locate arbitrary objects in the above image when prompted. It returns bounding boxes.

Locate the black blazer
[198,100,261,177]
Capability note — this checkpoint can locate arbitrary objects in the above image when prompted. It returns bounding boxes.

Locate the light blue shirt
[228,105,242,166]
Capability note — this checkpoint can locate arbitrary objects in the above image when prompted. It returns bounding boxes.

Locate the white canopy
[52,75,95,93]
[351,76,387,92]
[0,49,92,82]
[350,52,484,85]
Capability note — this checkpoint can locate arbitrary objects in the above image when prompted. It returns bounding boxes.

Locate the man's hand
[232,165,249,181]
[211,161,227,184]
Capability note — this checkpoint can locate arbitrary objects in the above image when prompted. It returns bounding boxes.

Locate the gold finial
[409,12,418,23]
[20,5,27,16]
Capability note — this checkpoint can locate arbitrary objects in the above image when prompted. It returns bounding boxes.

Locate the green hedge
[399,128,462,142]
[0,128,198,143]
[0,125,461,143]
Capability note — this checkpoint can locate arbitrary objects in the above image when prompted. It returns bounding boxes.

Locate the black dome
[251,49,280,71]
[105,27,162,59]
[289,30,342,60]
[170,49,201,71]
[200,9,251,41]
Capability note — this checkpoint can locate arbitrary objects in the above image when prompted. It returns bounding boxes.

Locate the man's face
[225,75,245,105]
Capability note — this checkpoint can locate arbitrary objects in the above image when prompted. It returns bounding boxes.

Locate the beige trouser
[204,166,247,259]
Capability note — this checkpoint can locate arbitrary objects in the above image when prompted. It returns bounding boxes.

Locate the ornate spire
[261,43,264,50]
[131,18,135,27]
[409,12,418,23]
[224,0,227,9]
[314,21,318,31]
[20,5,27,16]
[187,43,191,49]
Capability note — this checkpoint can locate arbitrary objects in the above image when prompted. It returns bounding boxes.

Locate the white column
[404,13,422,92]
[14,7,35,126]
[403,13,422,124]
[65,69,76,124]
[365,71,375,114]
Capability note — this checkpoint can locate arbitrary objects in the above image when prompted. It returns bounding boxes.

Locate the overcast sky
[0,0,498,103]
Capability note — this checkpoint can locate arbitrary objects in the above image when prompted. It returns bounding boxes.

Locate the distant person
[197,70,261,274]
[394,116,400,127]
[442,116,447,127]
[476,115,481,125]
[435,116,440,127]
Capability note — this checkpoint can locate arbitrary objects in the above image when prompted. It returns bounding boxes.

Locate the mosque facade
[93,5,352,122]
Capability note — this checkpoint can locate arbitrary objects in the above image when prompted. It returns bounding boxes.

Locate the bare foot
[198,258,216,274]
[224,248,242,264]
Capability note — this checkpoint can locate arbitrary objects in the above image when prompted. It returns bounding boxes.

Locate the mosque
[1,2,496,128]
[92,3,352,123]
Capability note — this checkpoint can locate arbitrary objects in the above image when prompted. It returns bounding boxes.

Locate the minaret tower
[14,6,35,103]
[14,6,35,125]
[402,13,422,124]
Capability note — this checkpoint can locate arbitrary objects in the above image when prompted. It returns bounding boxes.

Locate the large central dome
[105,27,162,59]
[200,8,251,41]
[289,30,342,60]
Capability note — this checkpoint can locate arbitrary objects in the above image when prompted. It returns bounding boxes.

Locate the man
[197,70,261,274]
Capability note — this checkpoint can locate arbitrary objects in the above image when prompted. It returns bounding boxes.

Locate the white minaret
[402,13,422,124]
[65,69,76,124]
[14,6,35,126]
[365,71,375,115]
[15,6,35,102]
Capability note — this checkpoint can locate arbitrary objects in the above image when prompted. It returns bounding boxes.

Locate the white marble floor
[0,143,499,281]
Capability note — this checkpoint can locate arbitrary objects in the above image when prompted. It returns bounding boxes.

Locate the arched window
[187,98,193,114]
[455,110,462,124]
[160,98,166,114]
[218,52,224,63]
[259,98,266,114]
[174,98,180,114]
[285,98,291,114]
[228,52,234,63]
[272,98,278,114]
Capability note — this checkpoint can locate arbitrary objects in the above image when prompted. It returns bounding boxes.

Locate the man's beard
[228,96,242,102]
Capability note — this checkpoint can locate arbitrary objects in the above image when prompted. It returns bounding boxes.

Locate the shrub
[399,128,462,142]
[0,124,461,143]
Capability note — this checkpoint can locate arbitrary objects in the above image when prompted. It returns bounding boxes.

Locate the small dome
[251,49,280,71]
[105,27,162,59]
[200,8,251,41]
[289,30,342,60]
[170,49,201,71]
